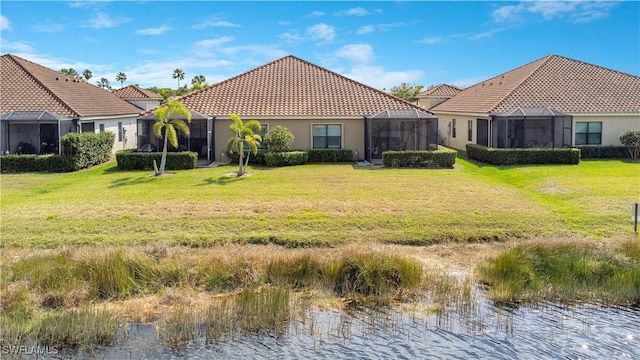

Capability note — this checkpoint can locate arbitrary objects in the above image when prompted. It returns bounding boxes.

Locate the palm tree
[96,77,111,90]
[83,69,93,81]
[116,72,127,88]
[191,75,206,85]
[172,69,185,89]
[152,100,191,176]
[226,113,262,177]
[60,68,79,78]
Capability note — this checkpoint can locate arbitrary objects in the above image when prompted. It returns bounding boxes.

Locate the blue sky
[1,1,638,90]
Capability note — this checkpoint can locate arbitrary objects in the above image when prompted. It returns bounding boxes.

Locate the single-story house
[112,85,163,111]
[138,55,438,164]
[414,84,462,110]
[0,54,143,155]
[430,54,640,151]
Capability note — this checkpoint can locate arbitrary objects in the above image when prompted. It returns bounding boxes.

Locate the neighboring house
[431,54,640,151]
[0,54,142,155]
[415,84,462,110]
[112,85,163,111]
[138,55,438,164]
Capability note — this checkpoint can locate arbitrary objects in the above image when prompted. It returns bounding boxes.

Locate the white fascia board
[79,113,141,122]
[214,115,364,121]
[571,112,640,117]
[430,110,489,118]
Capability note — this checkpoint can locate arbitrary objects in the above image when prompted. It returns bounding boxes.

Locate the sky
[1,1,638,91]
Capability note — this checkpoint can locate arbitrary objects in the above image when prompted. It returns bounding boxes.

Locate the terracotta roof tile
[1,54,142,118]
[168,55,426,117]
[112,85,162,100]
[432,55,640,114]
[417,84,462,97]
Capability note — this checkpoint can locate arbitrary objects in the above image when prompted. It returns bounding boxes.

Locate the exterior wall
[214,117,364,162]
[434,113,484,151]
[88,116,138,153]
[126,99,161,111]
[572,114,640,146]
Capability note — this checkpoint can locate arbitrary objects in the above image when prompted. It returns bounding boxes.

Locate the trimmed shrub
[228,149,267,165]
[466,144,580,165]
[382,146,457,168]
[306,149,354,163]
[619,129,640,159]
[263,126,294,152]
[576,145,630,159]
[1,154,72,173]
[116,151,197,170]
[264,151,308,167]
[62,132,115,171]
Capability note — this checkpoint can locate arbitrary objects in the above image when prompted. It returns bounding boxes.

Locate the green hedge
[264,151,309,167]
[576,145,629,159]
[62,132,115,171]
[306,149,354,163]
[115,151,198,170]
[382,147,457,168]
[466,144,580,165]
[228,150,268,165]
[1,154,73,173]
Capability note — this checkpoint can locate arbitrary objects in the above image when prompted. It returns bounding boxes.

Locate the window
[118,122,123,142]
[468,120,473,141]
[452,119,457,138]
[99,124,105,133]
[81,122,95,133]
[313,124,342,149]
[575,121,602,145]
[257,124,268,149]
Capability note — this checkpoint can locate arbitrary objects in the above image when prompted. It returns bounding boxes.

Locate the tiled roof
[172,55,426,117]
[113,85,162,100]
[416,84,462,97]
[0,54,143,118]
[432,55,640,114]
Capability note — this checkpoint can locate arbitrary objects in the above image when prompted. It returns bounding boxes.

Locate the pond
[47,290,638,359]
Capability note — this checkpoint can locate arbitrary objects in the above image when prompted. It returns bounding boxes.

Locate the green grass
[1,158,637,247]
[478,240,640,305]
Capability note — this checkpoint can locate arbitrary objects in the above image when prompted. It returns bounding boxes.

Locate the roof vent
[65,78,69,81]
[55,77,59,80]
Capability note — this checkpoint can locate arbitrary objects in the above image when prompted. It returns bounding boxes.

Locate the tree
[116,72,127,88]
[226,113,262,177]
[263,126,294,152]
[83,69,93,81]
[60,68,79,78]
[619,129,640,160]
[388,83,424,102]
[152,100,192,176]
[191,75,206,85]
[96,77,111,90]
[172,69,185,88]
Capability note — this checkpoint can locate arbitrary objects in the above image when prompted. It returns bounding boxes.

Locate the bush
[62,132,115,171]
[306,149,354,163]
[264,151,308,167]
[1,154,72,173]
[619,129,640,159]
[382,147,456,168]
[466,144,580,165]
[228,150,267,166]
[116,151,197,170]
[576,145,629,159]
[263,126,294,152]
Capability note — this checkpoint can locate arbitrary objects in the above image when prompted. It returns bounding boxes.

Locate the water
[18,295,640,359]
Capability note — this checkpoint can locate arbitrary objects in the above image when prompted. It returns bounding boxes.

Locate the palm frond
[166,125,178,148]
[152,121,164,138]
[171,119,191,137]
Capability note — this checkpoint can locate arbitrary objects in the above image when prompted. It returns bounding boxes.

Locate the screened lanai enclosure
[0,111,73,155]
[137,110,214,163]
[365,108,438,163]
[489,107,573,149]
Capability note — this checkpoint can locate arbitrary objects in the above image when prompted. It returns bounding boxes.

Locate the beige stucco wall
[214,117,364,162]
[90,117,138,153]
[434,113,483,151]
[572,114,640,146]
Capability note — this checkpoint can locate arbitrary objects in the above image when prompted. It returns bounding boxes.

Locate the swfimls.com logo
[1,345,59,355]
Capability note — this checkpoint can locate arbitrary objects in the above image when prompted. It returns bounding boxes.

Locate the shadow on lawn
[109,176,159,188]
[198,175,246,186]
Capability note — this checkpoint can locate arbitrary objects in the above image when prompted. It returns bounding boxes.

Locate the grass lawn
[1,157,638,248]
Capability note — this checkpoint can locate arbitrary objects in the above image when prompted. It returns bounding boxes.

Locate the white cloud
[306,23,335,44]
[335,7,382,16]
[1,15,10,30]
[417,36,448,45]
[334,44,374,64]
[310,11,325,17]
[469,27,510,40]
[356,25,375,35]
[192,19,239,30]
[492,1,618,24]
[1,40,35,53]
[194,36,234,48]
[342,65,423,91]
[82,12,131,29]
[32,22,65,33]
[135,26,171,36]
